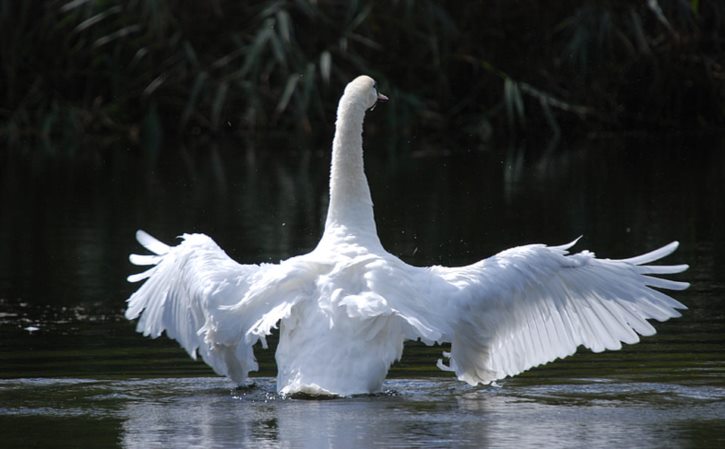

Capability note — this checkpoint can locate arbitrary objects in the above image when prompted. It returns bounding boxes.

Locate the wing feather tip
[669,263,689,274]
[124,308,139,320]
[129,253,161,266]
[127,270,152,283]
[135,229,170,255]
[553,236,583,251]
[622,241,682,265]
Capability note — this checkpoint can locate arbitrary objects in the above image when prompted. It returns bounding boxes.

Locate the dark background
[2,0,724,155]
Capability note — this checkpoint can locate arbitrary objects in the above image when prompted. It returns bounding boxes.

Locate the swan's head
[344,75,388,111]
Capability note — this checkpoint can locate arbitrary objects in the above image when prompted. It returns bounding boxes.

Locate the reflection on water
[1,377,724,449]
[1,135,725,448]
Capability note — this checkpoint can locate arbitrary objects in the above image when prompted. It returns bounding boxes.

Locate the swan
[125,75,689,396]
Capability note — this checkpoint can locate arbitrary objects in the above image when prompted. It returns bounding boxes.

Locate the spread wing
[125,230,306,384]
[422,239,689,385]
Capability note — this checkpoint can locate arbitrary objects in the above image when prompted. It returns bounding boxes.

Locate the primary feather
[125,75,688,396]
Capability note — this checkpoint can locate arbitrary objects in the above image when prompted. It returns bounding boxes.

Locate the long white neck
[323,94,378,241]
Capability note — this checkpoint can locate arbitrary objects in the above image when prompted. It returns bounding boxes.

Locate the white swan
[125,75,689,396]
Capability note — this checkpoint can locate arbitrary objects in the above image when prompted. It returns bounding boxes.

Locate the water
[1,377,723,449]
[1,135,724,448]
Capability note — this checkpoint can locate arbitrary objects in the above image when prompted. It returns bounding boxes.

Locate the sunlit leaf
[319,51,332,84]
[504,78,525,129]
[276,9,291,43]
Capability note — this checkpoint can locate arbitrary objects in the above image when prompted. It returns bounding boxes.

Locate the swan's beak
[370,92,388,111]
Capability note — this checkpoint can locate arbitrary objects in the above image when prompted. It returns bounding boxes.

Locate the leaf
[130,48,149,69]
[319,51,332,84]
[300,63,315,109]
[211,81,229,131]
[143,74,166,97]
[268,29,286,66]
[276,9,291,43]
[504,78,515,130]
[212,48,244,69]
[513,83,525,125]
[348,3,373,32]
[74,5,122,32]
[276,74,299,114]
[142,102,163,155]
[181,72,208,126]
[504,78,525,129]
[183,41,199,68]
[647,0,675,34]
[92,25,142,48]
[540,97,560,139]
[238,20,274,77]
[60,0,92,13]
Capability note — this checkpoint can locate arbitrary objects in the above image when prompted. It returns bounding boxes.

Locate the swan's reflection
[120,377,694,449]
[119,378,489,449]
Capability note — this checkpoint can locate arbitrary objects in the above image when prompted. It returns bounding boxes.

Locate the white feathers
[135,229,170,255]
[421,242,688,385]
[125,232,274,383]
[620,240,679,264]
[125,75,688,396]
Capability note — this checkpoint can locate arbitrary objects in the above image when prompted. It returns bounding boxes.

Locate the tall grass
[1,1,392,151]
[1,0,723,154]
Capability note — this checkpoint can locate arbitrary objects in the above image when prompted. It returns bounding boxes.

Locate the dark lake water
[1,134,724,448]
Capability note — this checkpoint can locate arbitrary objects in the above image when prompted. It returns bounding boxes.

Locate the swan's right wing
[125,230,303,384]
[421,240,689,385]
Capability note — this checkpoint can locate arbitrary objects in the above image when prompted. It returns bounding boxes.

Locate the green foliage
[1,0,723,153]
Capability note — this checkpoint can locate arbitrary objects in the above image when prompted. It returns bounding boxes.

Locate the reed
[1,0,722,153]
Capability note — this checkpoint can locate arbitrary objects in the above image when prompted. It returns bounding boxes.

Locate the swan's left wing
[423,240,689,385]
[125,230,308,384]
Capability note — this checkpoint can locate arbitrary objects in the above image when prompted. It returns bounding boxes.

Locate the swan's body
[126,75,688,396]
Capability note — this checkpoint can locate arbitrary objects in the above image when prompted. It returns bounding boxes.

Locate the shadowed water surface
[1,136,724,448]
